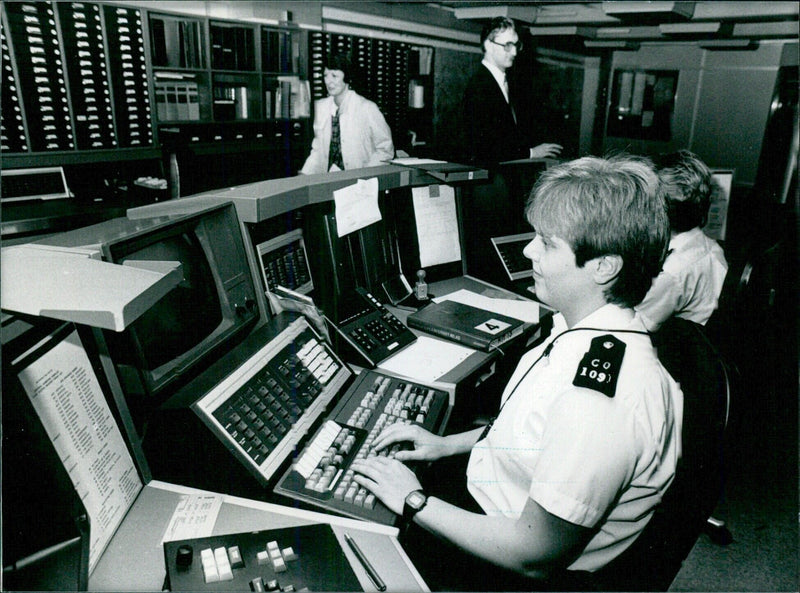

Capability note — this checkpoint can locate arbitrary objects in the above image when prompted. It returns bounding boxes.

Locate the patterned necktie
[328,111,344,171]
[504,75,517,124]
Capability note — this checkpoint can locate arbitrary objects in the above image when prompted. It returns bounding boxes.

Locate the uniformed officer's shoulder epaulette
[572,334,626,398]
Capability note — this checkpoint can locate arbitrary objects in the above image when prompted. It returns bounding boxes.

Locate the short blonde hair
[525,155,670,307]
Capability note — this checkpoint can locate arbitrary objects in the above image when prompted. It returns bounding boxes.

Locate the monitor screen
[1,167,71,202]
[100,203,259,410]
[115,232,222,370]
[255,229,314,296]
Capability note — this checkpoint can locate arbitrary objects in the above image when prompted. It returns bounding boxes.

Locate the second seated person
[635,150,729,331]
[299,53,395,174]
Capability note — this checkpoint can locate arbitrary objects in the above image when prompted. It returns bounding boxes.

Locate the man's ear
[593,254,623,287]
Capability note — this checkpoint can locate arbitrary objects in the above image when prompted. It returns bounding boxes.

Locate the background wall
[431,47,481,160]
[105,1,796,191]
[605,42,791,186]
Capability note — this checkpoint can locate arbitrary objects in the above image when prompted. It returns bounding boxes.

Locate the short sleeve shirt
[636,227,728,331]
[466,304,684,571]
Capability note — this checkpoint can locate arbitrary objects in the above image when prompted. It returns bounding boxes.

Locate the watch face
[407,491,426,509]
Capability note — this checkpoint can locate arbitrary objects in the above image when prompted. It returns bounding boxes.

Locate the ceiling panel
[430,1,798,45]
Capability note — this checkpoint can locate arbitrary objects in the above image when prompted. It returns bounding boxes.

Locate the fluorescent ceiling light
[528,26,597,38]
[584,40,641,50]
[453,4,539,23]
[602,1,695,20]
[596,26,663,39]
[322,6,480,45]
[698,39,758,50]
[660,22,721,34]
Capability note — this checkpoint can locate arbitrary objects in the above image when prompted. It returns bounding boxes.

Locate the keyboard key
[282,547,297,561]
[228,545,244,568]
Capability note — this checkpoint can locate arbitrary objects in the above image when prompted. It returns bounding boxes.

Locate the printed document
[412,185,461,267]
[17,328,142,573]
[160,493,223,547]
[333,177,381,237]
[378,335,473,383]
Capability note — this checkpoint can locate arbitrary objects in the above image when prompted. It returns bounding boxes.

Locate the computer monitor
[1,166,72,202]
[491,231,536,281]
[38,203,260,416]
[255,228,314,296]
[105,204,259,403]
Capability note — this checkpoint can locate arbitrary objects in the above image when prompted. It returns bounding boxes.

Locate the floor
[669,233,798,592]
[669,380,798,592]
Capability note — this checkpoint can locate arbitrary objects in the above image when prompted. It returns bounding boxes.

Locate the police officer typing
[352,155,684,590]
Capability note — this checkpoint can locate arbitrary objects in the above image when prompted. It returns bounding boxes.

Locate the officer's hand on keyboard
[370,424,449,462]
[351,457,422,516]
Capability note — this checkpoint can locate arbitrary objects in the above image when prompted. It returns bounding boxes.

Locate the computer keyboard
[274,370,450,524]
[192,317,354,485]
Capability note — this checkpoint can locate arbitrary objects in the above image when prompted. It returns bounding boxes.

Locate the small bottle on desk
[414,269,428,301]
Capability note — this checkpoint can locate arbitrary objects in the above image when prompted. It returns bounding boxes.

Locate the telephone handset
[327,287,417,367]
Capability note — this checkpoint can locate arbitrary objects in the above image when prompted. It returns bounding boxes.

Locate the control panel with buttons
[163,524,361,591]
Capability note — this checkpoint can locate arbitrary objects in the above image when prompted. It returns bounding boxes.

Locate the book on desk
[406,299,526,352]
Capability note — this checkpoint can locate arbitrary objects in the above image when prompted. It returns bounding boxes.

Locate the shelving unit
[1,2,310,175]
[145,12,311,193]
[0,1,157,158]
[1,1,436,195]
[0,1,441,242]
[148,14,310,126]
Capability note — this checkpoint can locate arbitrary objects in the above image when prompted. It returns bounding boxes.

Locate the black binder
[406,299,525,351]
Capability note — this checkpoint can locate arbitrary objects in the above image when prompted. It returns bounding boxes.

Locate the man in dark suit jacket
[463,17,562,168]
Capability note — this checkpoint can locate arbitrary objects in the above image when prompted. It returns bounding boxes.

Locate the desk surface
[388,275,549,384]
[90,276,543,592]
[91,481,427,592]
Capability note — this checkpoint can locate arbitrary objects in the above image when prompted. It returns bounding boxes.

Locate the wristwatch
[403,489,428,524]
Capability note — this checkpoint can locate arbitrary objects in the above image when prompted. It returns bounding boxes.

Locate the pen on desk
[344,532,386,592]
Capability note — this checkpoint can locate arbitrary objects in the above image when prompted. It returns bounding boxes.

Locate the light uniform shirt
[300,89,394,175]
[467,304,683,572]
[636,227,728,331]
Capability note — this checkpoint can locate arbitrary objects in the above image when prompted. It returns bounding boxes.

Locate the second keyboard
[274,370,450,524]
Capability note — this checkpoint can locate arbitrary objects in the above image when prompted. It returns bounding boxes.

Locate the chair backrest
[592,317,731,591]
[652,318,730,515]
[706,236,785,388]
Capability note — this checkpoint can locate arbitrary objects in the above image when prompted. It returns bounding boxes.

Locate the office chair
[589,317,733,592]
[708,186,794,377]
[707,238,784,368]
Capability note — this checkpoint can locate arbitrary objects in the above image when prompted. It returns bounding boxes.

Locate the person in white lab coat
[299,53,394,174]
